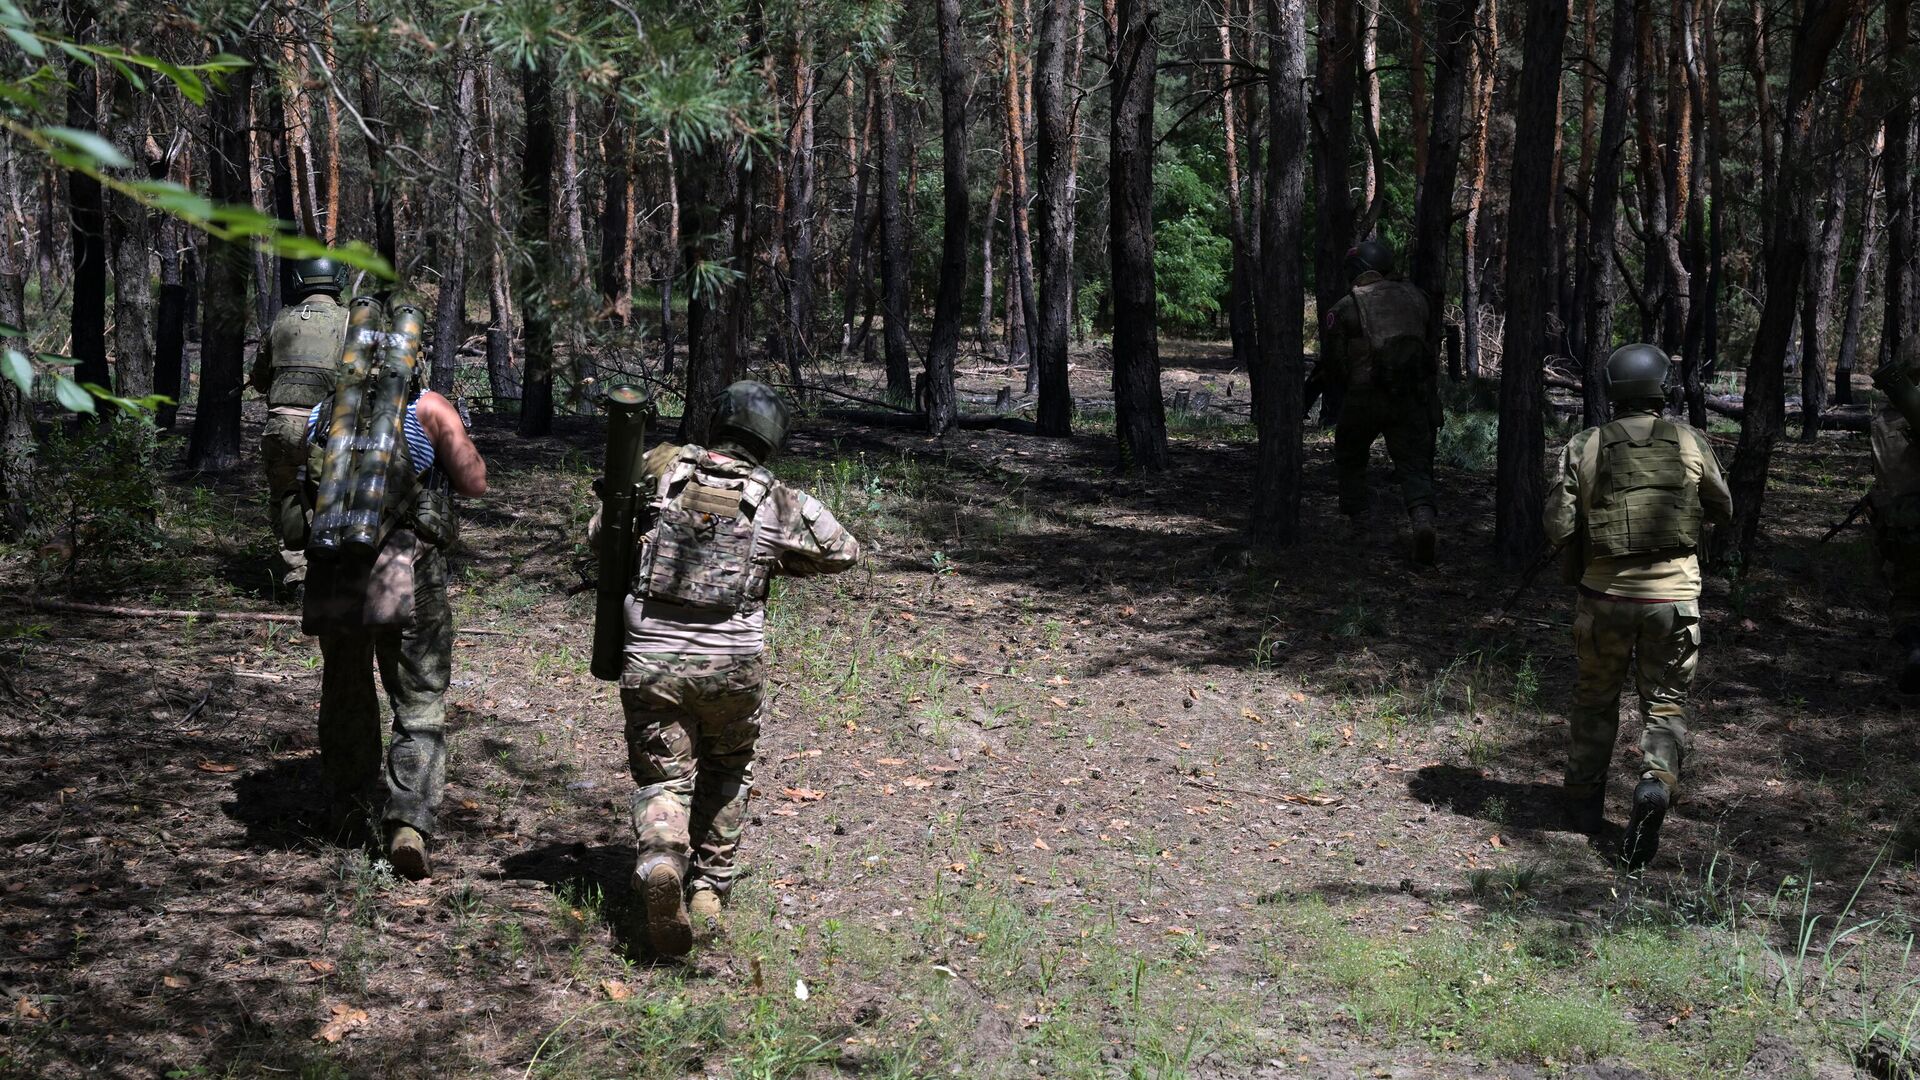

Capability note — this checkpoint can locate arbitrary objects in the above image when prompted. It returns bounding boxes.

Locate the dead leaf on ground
[162,974,189,989]
[307,959,336,974]
[314,1003,369,1043]
[1032,838,1051,850]
[875,757,907,766]
[15,996,45,1021]
[782,787,824,802]
[901,777,934,790]
[1489,834,1506,850]
[195,761,239,773]
[1278,793,1341,806]
[1047,696,1070,708]
[602,979,634,1001]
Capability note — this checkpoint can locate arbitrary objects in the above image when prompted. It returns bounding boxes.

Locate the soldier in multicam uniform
[250,258,352,589]
[1319,239,1443,564]
[1544,344,1732,870]
[589,381,860,956]
[1869,335,1920,693]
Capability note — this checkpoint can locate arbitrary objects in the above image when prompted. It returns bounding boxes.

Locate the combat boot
[1409,506,1437,566]
[1564,786,1605,835]
[387,825,431,881]
[1622,778,1669,871]
[688,886,723,935]
[635,854,693,957]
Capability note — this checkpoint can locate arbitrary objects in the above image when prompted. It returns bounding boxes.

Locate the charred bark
[516,57,556,436]
[1034,0,1076,436]
[1109,0,1168,471]
[1251,0,1309,543]
[926,0,970,435]
[186,53,255,471]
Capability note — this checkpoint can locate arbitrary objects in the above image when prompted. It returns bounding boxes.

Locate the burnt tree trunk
[1493,0,1569,567]
[187,53,255,471]
[1835,148,1882,406]
[516,57,556,437]
[1410,0,1474,355]
[876,48,914,401]
[1718,0,1852,568]
[1885,0,1915,364]
[1109,0,1168,471]
[1578,0,1637,429]
[1034,0,1076,436]
[841,73,875,359]
[596,97,632,326]
[1251,0,1309,544]
[926,0,970,435]
[1219,11,1257,379]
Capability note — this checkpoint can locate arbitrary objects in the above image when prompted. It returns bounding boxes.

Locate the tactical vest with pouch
[638,447,775,615]
[268,300,351,410]
[1349,280,1431,388]
[1586,418,1701,558]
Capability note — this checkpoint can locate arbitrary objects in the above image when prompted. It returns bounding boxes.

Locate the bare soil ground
[3,343,1916,1079]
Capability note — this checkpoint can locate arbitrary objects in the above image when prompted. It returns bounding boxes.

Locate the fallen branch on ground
[11,598,512,634]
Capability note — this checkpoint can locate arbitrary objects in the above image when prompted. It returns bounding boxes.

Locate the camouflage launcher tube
[592,385,653,682]
[306,298,386,559]
[340,303,426,556]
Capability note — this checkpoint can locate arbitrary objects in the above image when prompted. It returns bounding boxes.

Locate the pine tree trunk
[1001,0,1041,394]
[516,57,556,436]
[108,72,154,402]
[1718,0,1852,568]
[979,174,1003,351]
[926,0,970,435]
[596,98,632,326]
[356,1,395,266]
[0,137,30,536]
[659,136,680,373]
[1835,146,1881,406]
[1461,0,1498,378]
[1034,0,1076,435]
[785,31,818,384]
[841,72,874,359]
[1884,0,1915,364]
[1219,12,1257,379]
[1313,0,1358,399]
[1493,0,1569,567]
[66,8,109,393]
[1251,0,1309,543]
[187,52,255,472]
[1110,0,1169,471]
[432,54,477,397]
[1800,23,1864,440]
[876,48,914,401]
[1578,0,1636,429]
[1410,0,1474,352]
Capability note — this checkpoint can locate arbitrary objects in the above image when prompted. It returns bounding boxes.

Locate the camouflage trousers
[1565,592,1699,796]
[622,652,768,895]
[262,410,311,583]
[316,546,453,835]
[1335,390,1437,516]
[1870,519,1920,639]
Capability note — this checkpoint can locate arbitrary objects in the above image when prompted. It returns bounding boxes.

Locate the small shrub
[29,417,163,583]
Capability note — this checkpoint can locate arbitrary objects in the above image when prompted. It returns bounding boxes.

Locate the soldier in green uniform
[250,258,351,587]
[1544,344,1732,869]
[1869,336,1920,692]
[589,381,860,956]
[1319,240,1442,564]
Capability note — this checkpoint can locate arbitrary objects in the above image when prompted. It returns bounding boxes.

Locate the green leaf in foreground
[53,374,95,414]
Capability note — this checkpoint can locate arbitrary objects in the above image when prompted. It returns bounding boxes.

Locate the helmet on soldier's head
[288,257,344,298]
[709,380,791,464]
[1345,239,1396,282]
[1604,343,1671,403]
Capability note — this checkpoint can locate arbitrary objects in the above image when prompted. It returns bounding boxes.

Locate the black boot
[1565,787,1605,835]
[1622,778,1670,870]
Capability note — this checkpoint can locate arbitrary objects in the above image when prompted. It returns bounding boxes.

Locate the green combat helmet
[1604,343,1670,403]
[709,380,792,465]
[1345,239,1396,282]
[288,257,345,298]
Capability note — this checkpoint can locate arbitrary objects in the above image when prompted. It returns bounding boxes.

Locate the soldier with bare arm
[588,381,860,956]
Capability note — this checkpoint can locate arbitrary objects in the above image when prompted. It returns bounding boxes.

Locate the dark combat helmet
[1604,343,1670,403]
[288,257,345,298]
[1345,239,1396,282]
[709,380,792,464]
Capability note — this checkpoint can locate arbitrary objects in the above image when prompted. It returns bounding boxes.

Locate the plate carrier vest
[639,447,776,615]
[268,299,351,410]
[1587,417,1701,559]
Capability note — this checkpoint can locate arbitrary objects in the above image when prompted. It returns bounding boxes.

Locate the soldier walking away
[589,381,860,956]
[1319,240,1443,564]
[297,302,488,879]
[1869,336,1920,692]
[250,258,351,591]
[1543,344,1731,870]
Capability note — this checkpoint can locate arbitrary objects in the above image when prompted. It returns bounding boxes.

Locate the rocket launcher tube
[592,385,654,682]
[341,304,425,555]
[307,298,386,558]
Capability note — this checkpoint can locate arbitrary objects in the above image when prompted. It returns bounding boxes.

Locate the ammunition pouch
[408,470,458,549]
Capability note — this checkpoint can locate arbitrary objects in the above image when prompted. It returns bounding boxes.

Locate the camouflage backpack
[638,446,776,614]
